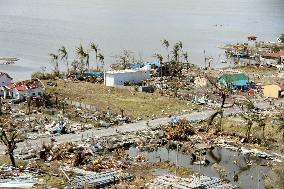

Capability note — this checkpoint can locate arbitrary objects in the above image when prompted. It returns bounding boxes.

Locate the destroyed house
[262,52,284,64]
[7,79,44,101]
[218,73,249,90]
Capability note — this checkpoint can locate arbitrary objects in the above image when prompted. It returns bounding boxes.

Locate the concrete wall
[263,85,280,98]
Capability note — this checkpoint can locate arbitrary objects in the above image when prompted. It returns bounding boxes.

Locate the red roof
[279,85,284,90]
[263,52,284,58]
[14,85,28,91]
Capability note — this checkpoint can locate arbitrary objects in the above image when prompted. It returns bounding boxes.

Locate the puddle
[128,146,272,189]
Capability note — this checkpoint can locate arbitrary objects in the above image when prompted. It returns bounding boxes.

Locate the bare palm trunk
[9,151,16,167]
[66,61,69,76]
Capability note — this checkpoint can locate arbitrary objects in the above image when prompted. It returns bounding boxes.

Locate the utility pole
[204,50,207,69]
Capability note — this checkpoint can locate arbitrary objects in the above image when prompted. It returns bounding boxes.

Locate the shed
[263,84,284,98]
[218,73,249,90]
[104,69,151,86]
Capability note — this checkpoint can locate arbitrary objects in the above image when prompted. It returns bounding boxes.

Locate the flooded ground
[128,146,273,189]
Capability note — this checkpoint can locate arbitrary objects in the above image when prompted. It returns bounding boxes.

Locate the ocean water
[0,0,283,80]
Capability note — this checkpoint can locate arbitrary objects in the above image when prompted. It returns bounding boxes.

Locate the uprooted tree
[0,117,24,167]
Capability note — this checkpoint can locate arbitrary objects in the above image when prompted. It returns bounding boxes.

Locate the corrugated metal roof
[219,73,249,83]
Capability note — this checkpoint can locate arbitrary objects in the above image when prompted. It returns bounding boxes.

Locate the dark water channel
[128,146,272,189]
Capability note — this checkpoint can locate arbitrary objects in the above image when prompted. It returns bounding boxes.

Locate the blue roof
[144,60,161,67]
[84,71,103,78]
[234,80,249,86]
[130,63,142,69]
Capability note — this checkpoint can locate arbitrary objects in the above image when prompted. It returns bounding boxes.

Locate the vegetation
[44,80,193,119]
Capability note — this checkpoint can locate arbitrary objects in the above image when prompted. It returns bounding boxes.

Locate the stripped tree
[58,46,69,75]
[206,76,233,133]
[0,117,24,167]
[161,39,170,61]
[90,42,100,70]
[48,53,59,76]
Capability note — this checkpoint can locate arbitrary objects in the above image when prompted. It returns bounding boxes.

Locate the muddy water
[128,146,272,189]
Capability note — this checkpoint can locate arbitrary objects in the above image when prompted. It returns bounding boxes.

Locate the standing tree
[48,53,59,76]
[153,53,163,63]
[58,46,69,76]
[0,118,24,167]
[97,53,105,71]
[90,42,100,70]
[258,118,266,140]
[206,76,233,133]
[182,51,189,63]
[76,45,88,73]
[161,39,170,61]
[117,49,133,69]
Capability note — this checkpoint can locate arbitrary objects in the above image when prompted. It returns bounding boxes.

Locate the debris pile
[0,165,38,188]
[69,169,133,188]
[164,119,195,141]
[146,174,236,189]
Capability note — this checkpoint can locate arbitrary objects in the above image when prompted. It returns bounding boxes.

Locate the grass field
[44,80,194,119]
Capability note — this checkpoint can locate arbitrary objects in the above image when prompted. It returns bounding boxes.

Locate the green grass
[44,80,194,119]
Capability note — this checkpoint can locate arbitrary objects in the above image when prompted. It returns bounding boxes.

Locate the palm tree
[178,41,183,50]
[58,46,69,75]
[90,42,100,70]
[76,45,87,72]
[172,43,181,62]
[182,51,188,63]
[48,53,59,76]
[153,53,163,63]
[183,51,190,71]
[97,53,105,71]
[161,39,170,61]
[153,53,164,77]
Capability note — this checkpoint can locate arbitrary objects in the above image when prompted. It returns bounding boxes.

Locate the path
[0,100,281,154]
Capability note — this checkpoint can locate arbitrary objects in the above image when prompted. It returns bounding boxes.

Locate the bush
[31,72,56,80]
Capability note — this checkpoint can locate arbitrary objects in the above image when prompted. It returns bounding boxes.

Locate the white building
[105,69,151,86]
[0,72,13,97]
[0,72,12,87]
[6,79,44,101]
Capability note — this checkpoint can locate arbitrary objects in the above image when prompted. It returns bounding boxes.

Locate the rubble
[164,119,195,141]
[0,165,38,188]
[69,170,133,188]
[146,174,236,189]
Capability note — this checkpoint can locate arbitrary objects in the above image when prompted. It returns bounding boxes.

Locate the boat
[0,57,19,64]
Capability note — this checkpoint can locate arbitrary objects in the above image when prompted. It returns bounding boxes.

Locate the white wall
[105,75,114,86]
[105,70,150,86]
[0,74,12,87]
